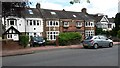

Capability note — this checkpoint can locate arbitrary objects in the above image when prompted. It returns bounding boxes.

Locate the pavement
[1,42,120,57]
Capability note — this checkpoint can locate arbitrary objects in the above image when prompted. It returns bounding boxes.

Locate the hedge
[58,32,82,46]
[19,35,29,48]
[117,30,120,38]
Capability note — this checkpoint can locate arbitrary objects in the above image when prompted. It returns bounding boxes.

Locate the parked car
[82,35,113,49]
[30,36,45,47]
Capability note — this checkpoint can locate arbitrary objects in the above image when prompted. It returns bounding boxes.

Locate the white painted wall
[25,18,43,33]
[2,16,25,32]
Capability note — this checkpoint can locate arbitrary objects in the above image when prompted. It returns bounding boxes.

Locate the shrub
[58,32,82,46]
[19,35,29,48]
[117,30,120,38]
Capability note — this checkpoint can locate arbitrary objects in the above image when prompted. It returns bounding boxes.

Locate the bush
[58,32,82,46]
[19,35,29,48]
[117,30,120,38]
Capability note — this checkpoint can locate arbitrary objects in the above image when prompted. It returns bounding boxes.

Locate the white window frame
[85,30,94,37]
[46,21,59,27]
[27,20,42,26]
[76,22,82,27]
[63,22,69,27]
[7,34,12,39]
[46,31,59,40]
[8,20,17,26]
[85,22,94,27]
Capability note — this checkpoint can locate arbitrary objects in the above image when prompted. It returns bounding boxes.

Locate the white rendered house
[96,15,115,31]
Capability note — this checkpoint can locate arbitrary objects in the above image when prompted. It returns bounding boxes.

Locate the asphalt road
[2,45,118,66]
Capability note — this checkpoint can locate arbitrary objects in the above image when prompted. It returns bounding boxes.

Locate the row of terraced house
[2,3,115,41]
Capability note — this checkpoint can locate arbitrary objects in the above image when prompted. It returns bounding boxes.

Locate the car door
[99,36,106,47]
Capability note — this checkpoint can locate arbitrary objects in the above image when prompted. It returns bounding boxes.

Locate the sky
[29,0,119,18]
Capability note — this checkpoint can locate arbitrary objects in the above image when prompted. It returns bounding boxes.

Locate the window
[76,22,82,27]
[37,22,39,25]
[7,34,12,39]
[85,30,94,37]
[47,21,59,27]
[33,20,36,25]
[47,31,59,40]
[30,20,32,25]
[10,20,14,25]
[51,12,56,15]
[56,22,58,25]
[73,15,77,17]
[28,10,33,14]
[50,21,52,26]
[63,22,69,27]
[85,22,94,27]
[34,28,36,30]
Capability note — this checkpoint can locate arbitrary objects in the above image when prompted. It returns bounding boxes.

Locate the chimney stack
[36,3,41,9]
[81,8,87,14]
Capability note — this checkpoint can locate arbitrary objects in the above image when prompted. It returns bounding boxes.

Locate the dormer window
[28,10,33,14]
[51,12,56,15]
[73,15,77,17]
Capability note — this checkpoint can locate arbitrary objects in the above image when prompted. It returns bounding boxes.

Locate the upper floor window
[30,20,32,25]
[33,20,36,25]
[63,21,69,27]
[85,22,94,27]
[27,20,41,26]
[46,21,59,27]
[8,20,17,26]
[10,20,14,25]
[76,22,82,27]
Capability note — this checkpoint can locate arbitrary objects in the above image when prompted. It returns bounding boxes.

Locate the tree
[70,0,90,4]
[117,30,120,38]
[111,13,120,36]
[2,1,32,33]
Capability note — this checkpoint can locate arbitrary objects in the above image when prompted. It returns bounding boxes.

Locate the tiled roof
[41,9,94,21]
[88,14,103,22]
[108,18,115,23]
[21,8,43,18]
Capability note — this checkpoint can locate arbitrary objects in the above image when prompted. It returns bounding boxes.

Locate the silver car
[82,35,113,49]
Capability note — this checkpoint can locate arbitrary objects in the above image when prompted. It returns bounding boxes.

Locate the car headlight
[43,40,45,42]
[34,40,37,42]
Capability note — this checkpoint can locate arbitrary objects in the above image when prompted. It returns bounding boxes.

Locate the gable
[100,16,109,22]
[3,26,21,35]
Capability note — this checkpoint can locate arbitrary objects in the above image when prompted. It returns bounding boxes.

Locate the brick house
[2,3,96,41]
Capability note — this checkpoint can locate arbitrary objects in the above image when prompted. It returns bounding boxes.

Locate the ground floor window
[85,30,94,37]
[7,34,12,39]
[27,32,42,37]
[46,31,59,40]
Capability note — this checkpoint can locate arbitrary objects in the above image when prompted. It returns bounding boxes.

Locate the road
[2,45,118,66]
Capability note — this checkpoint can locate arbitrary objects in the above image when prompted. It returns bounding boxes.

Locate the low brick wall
[2,39,24,50]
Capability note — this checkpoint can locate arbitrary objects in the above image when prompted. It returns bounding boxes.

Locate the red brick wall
[2,39,24,50]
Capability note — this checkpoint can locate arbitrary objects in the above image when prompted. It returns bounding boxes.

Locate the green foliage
[58,32,82,46]
[19,35,29,48]
[117,30,120,38]
[112,13,120,36]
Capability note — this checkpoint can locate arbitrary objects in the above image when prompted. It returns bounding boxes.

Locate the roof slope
[21,8,43,18]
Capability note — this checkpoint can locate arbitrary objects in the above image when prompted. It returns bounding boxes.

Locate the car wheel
[109,42,113,47]
[93,44,98,49]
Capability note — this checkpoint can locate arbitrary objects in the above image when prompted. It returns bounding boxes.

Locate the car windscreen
[33,37,43,41]
[85,36,93,40]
